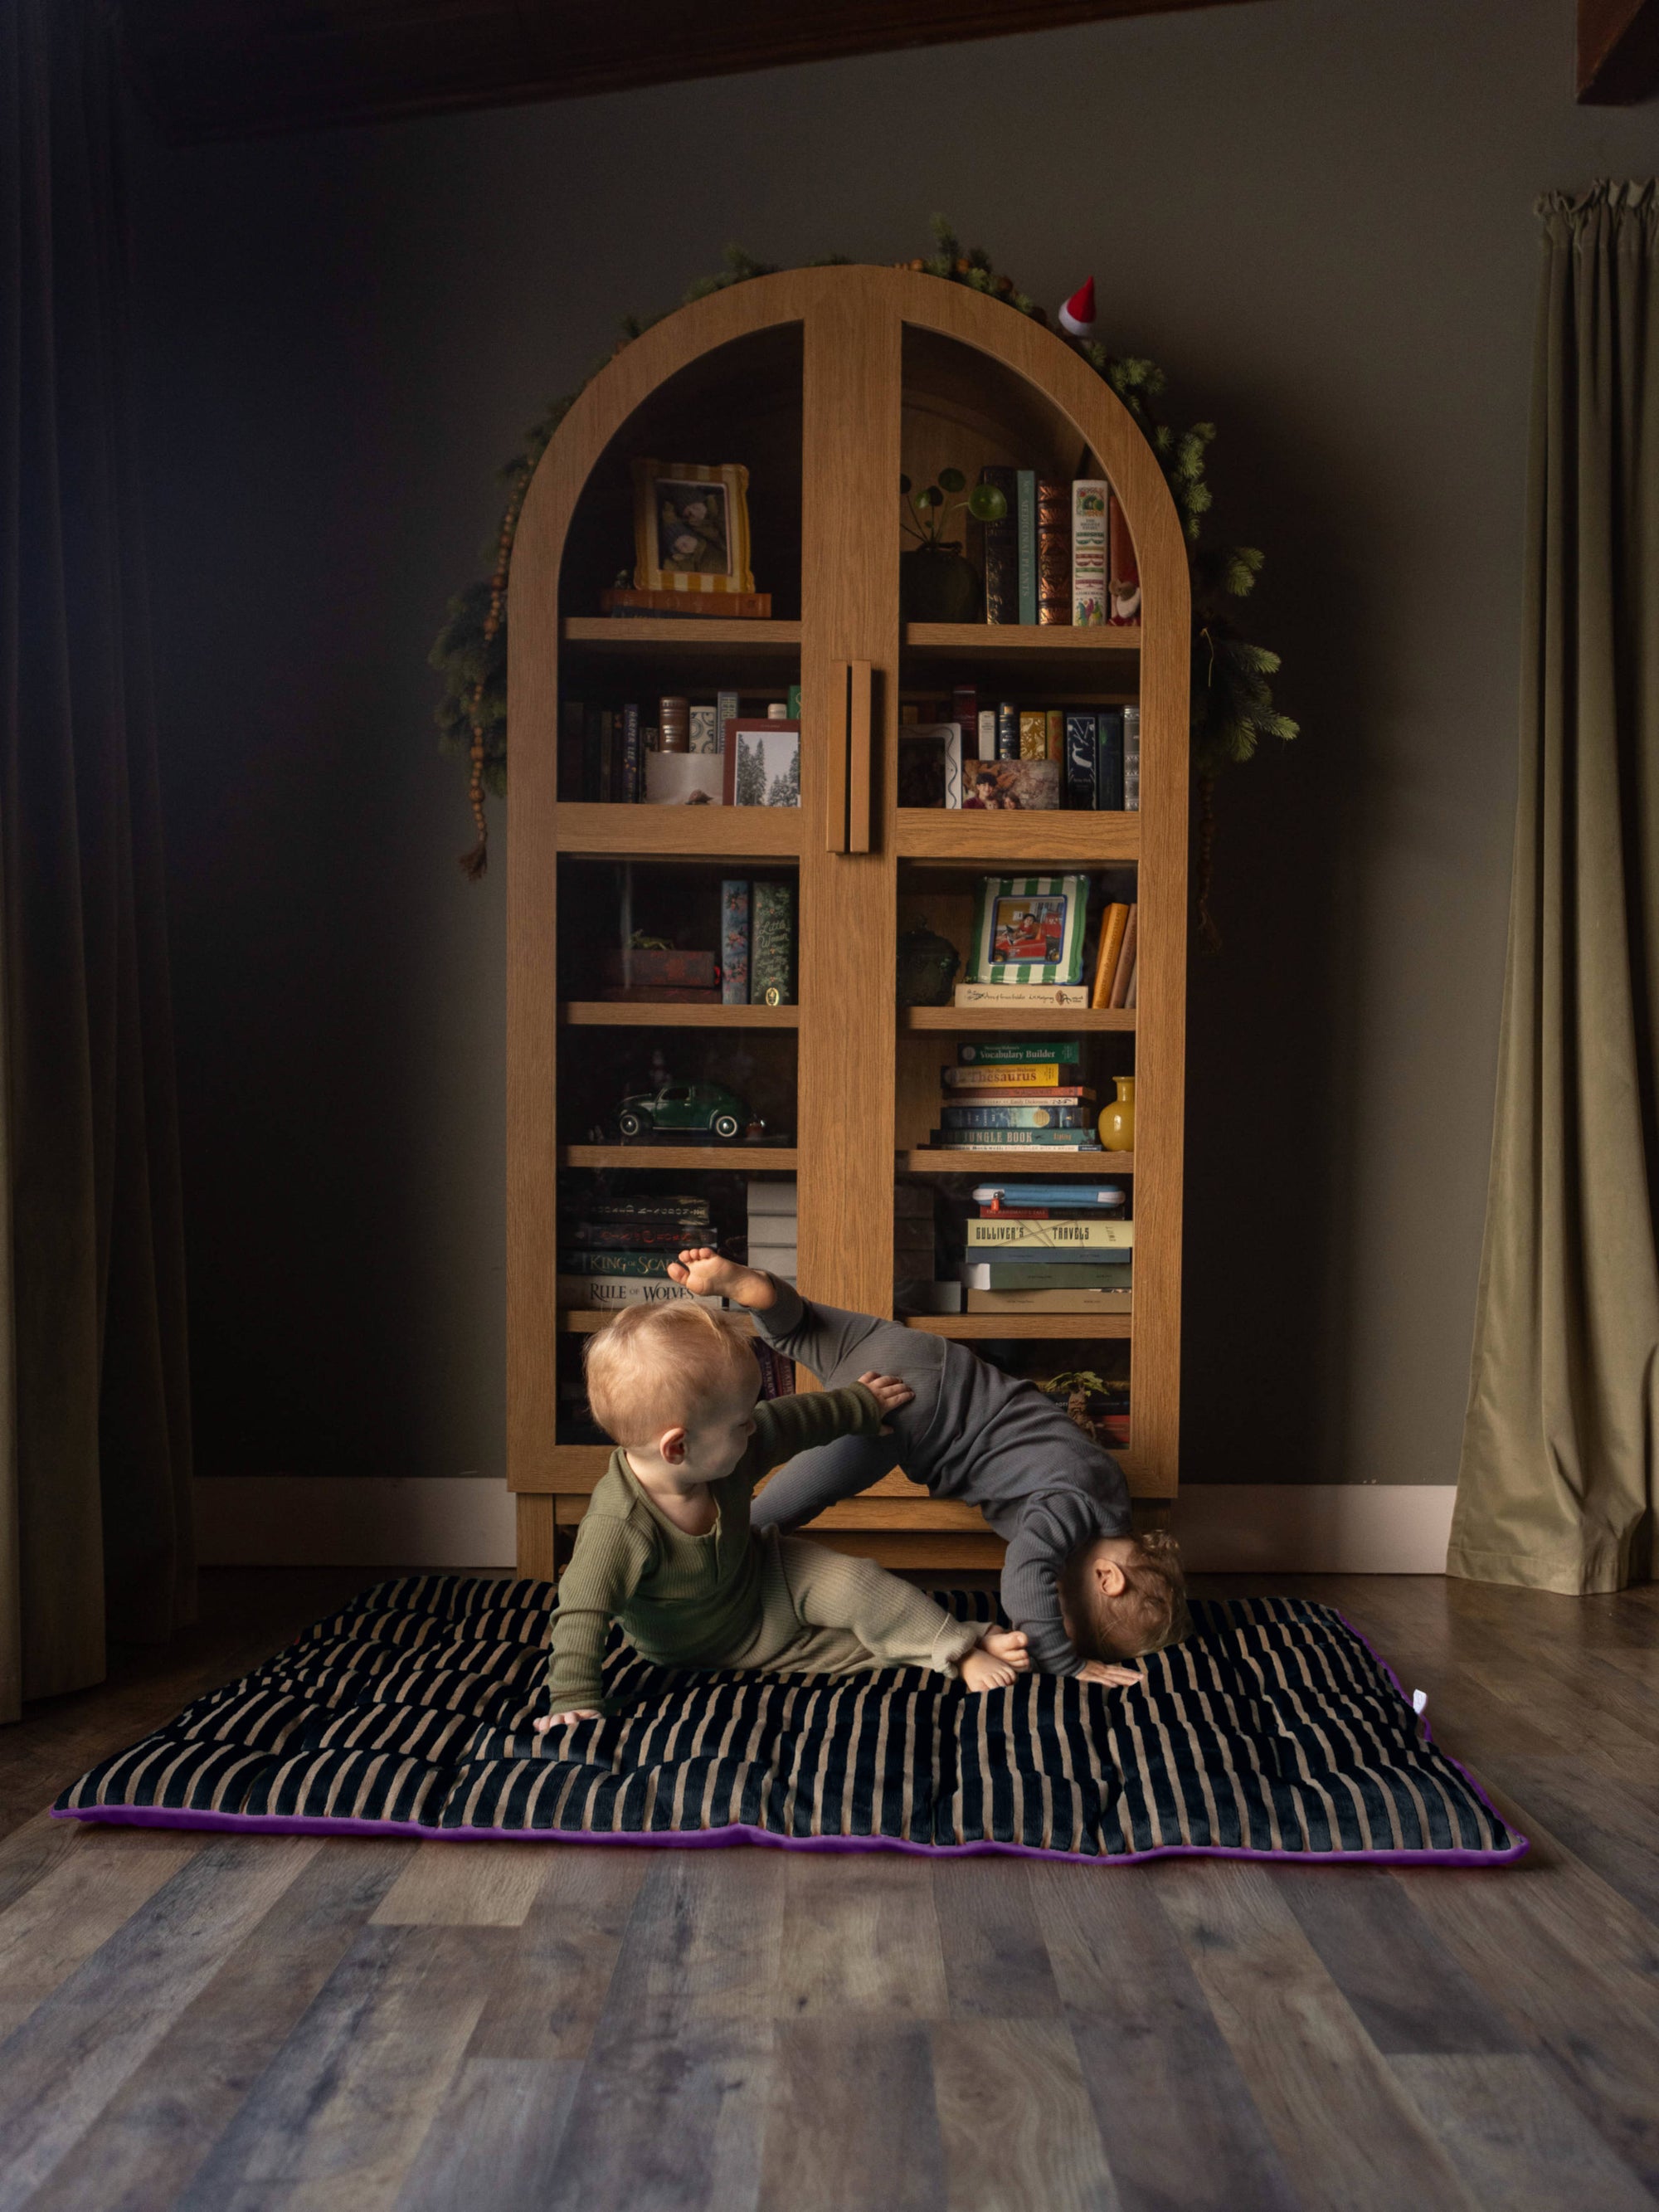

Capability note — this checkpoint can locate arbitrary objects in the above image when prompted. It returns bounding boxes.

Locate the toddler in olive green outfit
[538,1301,1029,1725]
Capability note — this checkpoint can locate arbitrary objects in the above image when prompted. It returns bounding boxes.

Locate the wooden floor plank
[933,1859,1061,2018]
[23,1839,415,2212]
[775,1849,948,2018]
[0,1831,198,2040]
[1155,1861,1483,2212]
[1475,1755,1659,1928]
[932,2018,1118,2212]
[465,1844,650,2063]
[1033,1864,1300,2212]
[372,1840,550,1927]
[1277,1867,1524,2056]
[0,1811,105,1918]
[172,1922,506,2212]
[1390,2053,1658,2212]
[758,2019,945,2212]
[0,1837,318,2212]
[392,2056,582,2212]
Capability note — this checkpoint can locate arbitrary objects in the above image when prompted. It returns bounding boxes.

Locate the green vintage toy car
[616,1080,752,1143]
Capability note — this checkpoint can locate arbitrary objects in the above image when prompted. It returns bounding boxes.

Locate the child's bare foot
[980,1626,1029,1671]
[668,1247,776,1307]
[959,1646,1019,1693]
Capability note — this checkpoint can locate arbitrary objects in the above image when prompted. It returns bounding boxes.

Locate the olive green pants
[709,1532,980,1678]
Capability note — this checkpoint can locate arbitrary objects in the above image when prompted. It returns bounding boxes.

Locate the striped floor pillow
[54,1581,1525,1864]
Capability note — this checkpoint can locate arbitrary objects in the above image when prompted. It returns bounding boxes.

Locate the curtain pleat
[1,0,194,1718]
[1450,182,1659,1595]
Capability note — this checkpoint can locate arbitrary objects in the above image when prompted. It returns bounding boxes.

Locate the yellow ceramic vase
[1098,1074,1136,1152]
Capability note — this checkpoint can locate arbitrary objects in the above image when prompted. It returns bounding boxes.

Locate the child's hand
[1075,1659,1146,1689]
[858,1370,914,1431]
[533,1710,601,1732]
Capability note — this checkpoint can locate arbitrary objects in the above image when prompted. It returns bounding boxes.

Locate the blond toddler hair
[1060,1528,1189,1663]
[583,1301,758,1446]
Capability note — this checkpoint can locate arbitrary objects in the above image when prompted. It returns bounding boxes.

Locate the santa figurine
[1058,277,1097,340]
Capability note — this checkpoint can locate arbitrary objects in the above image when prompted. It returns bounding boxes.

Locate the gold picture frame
[632,460,754,596]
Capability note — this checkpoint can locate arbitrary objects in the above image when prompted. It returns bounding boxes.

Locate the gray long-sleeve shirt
[752,1285,1129,1675]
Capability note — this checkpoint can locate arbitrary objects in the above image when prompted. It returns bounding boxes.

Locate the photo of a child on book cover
[655,480,730,575]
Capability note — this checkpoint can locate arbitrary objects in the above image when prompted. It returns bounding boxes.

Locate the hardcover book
[979,466,1017,623]
[717,689,740,753]
[951,685,978,748]
[966,1288,1131,1312]
[1037,480,1071,625]
[940,1105,1093,1130]
[943,1062,1082,1088]
[1064,712,1097,810]
[1091,903,1131,1010]
[966,1219,1134,1248]
[995,703,1020,761]
[971,1182,1127,1209]
[1018,710,1047,762]
[1109,905,1139,1009]
[928,1129,1102,1149]
[1097,708,1126,811]
[558,1276,722,1310]
[1016,470,1038,625]
[941,1087,1096,1105]
[751,882,795,1005]
[1124,706,1141,811]
[621,703,642,801]
[1071,480,1109,626]
[975,708,996,762]
[961,1259,1132,1289]
[558,1250,679,1277]
[952,981,1090,1007]
[689,704,719,754]
[721,879,750,1005]
[571,1196,711,1222]
[958,1040,1082,1065]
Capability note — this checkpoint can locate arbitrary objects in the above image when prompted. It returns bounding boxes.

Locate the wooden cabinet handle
[828,660,873,855]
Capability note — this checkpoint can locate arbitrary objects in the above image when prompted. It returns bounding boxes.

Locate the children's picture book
[961,761,1060,811]
[723,720,800,807]
[967,875,1090,986]
[897,723,965,808]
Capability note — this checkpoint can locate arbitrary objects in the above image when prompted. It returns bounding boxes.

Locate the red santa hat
[1058,277,1097,339]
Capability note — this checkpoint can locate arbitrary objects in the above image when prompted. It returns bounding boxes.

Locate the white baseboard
[193,1478,1456,1576]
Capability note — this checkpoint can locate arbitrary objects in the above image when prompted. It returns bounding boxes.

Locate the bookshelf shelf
[901,1006,1133,1032]
[553,803,803,859]
[559,1144,800,1171]
[899,1148,1134,1176]
[562,1001,801,1029]
[905,1313,1133,1340]
[509,267,1187,1566]
[895,811,1140,865]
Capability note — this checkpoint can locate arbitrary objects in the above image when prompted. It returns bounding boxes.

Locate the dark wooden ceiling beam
[1578,0,1659,101]
[117,0,1267,143]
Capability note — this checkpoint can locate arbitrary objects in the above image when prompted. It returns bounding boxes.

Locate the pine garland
[431,217,1297,922]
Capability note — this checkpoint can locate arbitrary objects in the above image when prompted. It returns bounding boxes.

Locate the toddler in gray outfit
[666,1253,1188,1682]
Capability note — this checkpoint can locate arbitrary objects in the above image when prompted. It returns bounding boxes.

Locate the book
[558,1250,679,1277]
[951,685,977,748]
[980,466,1016,622]
[721,879,750,1005]
[1016,470,1037,624]
[1064,712,1097,810]
[1037,480,1071,625]
[943,1062,1078,1089]
[688,704,718,754]
[962,1259,1132,1289]
[1124,705,1141,810]
[971,1182,1127,1209]
[943,1093,1097,1111]
[787,684,802,722]
[952,982,1090,1007]
[747,1177,798,1216]
[1109,905,1139,1008]
[717,689,740,753]
[564,1221,713,1251]
[975,708,995,762]
[559,699,585,800]
[995,701,1019,761]
[928,1130,1103,1149]
[1018,710,1046,762]
[1044,709,1064,763]
[558,1276,722,1310]
[941,1105,1093,1131]
[1109,500,1141,624]
[571,1196,711,1222]
[1071,480,1109,626]
[966,1288,1132,1313]
[897,723,964,807]
[966,1219,1134,1248]
[1091,902,1130,1010]
[725,719,800,807]
[751,881,795,1004]
[958,1040,1082,1065]
[1097,708,1125,811]
[620,702,642,801]
[601,587,772,619]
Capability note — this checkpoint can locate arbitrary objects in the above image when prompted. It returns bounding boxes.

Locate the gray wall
[131,0,1659,1493]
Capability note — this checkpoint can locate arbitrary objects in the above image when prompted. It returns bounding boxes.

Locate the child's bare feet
[959,1646,1019,1693]
[980,1626,1030,1671]
[668,1247,776,1307]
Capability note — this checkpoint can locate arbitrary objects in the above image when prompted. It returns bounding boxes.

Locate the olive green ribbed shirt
[546,1381,883,1713]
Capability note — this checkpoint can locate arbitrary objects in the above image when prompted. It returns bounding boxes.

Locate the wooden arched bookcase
[506,266,1189,1579]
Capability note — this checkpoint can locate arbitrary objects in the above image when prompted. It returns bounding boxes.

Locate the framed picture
[961,760,1060,811]
[722,720,800,808]
[897,723,964,808]
[632,460,754,596]
[967,875,1090,985]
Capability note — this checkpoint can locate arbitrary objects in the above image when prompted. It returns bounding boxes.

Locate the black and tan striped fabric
[56,1579,1522,1862]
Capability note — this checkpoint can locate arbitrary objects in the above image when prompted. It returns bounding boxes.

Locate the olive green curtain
[1,0,195,1721]
[1450,182,1659,1596]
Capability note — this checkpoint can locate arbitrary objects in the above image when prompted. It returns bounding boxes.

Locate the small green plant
[899,466,1006,549]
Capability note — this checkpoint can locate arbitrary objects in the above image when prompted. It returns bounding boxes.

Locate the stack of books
[746,1177,797,1285]
[961,1180,1132,1313]
[928,1041,1102,1153]
[558,1192,720,1311]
